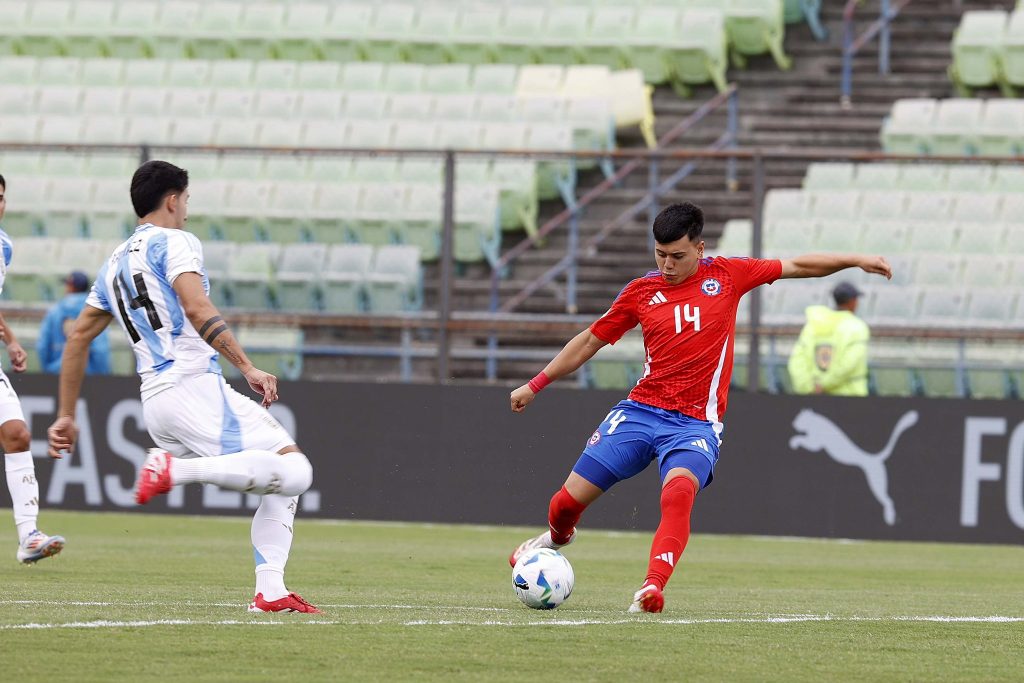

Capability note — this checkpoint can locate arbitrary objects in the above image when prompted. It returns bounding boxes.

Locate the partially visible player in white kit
[0,173,66,563]
[46,161,319,613]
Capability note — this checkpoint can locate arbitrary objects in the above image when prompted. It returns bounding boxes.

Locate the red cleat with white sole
[248,592,322,614]
[135,448,173,505]
[628,583,665,613]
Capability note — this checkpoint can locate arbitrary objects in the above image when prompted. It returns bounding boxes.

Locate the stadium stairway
[432,0,1014,382]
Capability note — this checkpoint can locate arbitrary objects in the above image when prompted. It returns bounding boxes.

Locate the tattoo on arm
[216,338,243,365]
[198,315,223,339]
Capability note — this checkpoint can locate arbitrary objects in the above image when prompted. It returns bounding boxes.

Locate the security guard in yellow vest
[788,282,869,396]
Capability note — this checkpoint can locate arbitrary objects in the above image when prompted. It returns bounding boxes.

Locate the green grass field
[1,509,1022,682]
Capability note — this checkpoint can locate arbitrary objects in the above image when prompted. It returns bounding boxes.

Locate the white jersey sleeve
[163,230,204,284]
[86,260,113,313]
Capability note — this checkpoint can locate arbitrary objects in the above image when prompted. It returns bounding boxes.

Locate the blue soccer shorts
[571,399,721,492]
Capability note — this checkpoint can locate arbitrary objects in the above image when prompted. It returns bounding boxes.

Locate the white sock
[171,450,312,497]
[252,494,298,601]
[5,451,38,543]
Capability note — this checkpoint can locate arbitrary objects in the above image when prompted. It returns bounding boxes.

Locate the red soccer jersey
[589,257,782,433]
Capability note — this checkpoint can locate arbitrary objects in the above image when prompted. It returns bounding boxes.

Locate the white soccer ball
[511,548,575,610]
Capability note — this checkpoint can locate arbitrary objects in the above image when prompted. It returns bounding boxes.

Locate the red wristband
[528,372,551,394]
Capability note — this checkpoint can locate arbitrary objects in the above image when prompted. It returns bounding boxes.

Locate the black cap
[65,271,89,292]
[832,281,862,305]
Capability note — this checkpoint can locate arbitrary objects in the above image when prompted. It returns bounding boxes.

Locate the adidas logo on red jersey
[648,291,668,306]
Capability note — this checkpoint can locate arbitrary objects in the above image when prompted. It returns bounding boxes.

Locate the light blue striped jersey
[86,223,220,399]
[0,227,14,295]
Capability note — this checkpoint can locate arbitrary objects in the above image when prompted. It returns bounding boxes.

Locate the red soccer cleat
[248,592,322,614]
[628,583,665,613]
[135,448,173,505]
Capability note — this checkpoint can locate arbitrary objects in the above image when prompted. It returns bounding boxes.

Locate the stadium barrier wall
[7,375,1024,545]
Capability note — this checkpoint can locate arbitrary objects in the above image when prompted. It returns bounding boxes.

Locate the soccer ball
[511,548,574,610]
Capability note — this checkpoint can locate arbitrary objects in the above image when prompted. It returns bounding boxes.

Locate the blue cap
[832,281,862,305]
[65,271,89,292]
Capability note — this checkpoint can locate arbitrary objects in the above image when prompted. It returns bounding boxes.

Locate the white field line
[1,615,1022,630]
[0,600,512,611]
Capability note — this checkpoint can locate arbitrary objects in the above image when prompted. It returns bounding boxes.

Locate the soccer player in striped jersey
[46,161,319,613]
[0,174,66,563]
[508,202,892,613]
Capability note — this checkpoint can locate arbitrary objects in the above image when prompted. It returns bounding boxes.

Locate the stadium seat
[262,181,316,243]
[717,219,752,254]
[928,99,984,156]
[472,65,519,95]
[726,0,791,71]
[1001,10,1024,93]
[858,191,905,221]
[589,332,645,389]
[537,7,589,67]
[322,243,373,313]
[422,64,473,95]
[949,10,1008,95]
[450,7,503,65]
[951,194,1000,223]
[992,165,1024,193]
[352,184,404,246]
[869,286,920,327]
[627,8,678,84]
[228,243,279,309]
[276,3,330,62]
[320,2,372,62]
[454,185,501,266]
[496,6,548,66]
[295,61,341,91]
[583,7,634,70]
[957,222,1006,255]
[763,189,808,222]
[962,254,1010,289]
[917,287,968,327]
[904,192,953,223]
[945,165,994,192]
[897,164,947,192]
[881,99,937,154]
[234,326,303,380]
[815,220,862,252]
[803,163,854,190]
[151,1,201,59]
[298,91,344,120]
[277,242,328,311]
[406,5,459,65]
[807,190,859,220]
[221,181,271,242]
[765,219,816,254]
[966,289,1017,327]
[234,3,284,61]
[669,9,729,96]
[914,255,963,287]
[365,245,423,312]
[364,3,417,64]
[976,100,1024,156]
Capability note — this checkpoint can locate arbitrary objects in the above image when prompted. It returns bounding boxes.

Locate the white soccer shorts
[142,372,295,458]
[0,368,25,426]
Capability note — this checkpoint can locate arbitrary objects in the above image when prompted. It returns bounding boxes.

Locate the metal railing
[840,0,914,107]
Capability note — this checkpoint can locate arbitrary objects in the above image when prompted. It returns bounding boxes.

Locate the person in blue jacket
[37,271,111,375]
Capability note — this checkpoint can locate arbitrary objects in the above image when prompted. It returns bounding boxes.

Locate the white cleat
[16,530,66,564]
[628,583,665,613]
[508,529,576,567]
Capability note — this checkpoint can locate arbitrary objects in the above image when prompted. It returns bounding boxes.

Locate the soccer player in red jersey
[508,202,892,613]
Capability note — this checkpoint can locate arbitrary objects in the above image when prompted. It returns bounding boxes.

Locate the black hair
[652,202,704,244]
[130,160,188,218]
[0,173,5,190]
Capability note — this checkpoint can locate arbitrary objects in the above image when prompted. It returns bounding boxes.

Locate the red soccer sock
[644,476,697,591]
[548,486,587,545]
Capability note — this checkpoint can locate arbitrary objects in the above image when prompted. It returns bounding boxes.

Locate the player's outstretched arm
[780,253,892,280]
[172,272,278,408]
[510,329,607,413]
[0,310,27,372]
[48,305,113,458]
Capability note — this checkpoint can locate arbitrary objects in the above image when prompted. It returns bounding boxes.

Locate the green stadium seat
[364,3,417,64]
[200,240,234,307]
[228,243,279,309]
[815,220,862,252]
[320,2,373,62]
[0,115,38,143]
[235,326,303,380]
[962,254,1010,288]
[107,1,160,58]
[64,0,116,58]
[861,221,909,254]
[343,92,389,121]
[669,9,729,96]
[2,237,58,303]
[218,155,265,181]
[0,57,37,86]
[0,1,28,57]
[235,3,284,61]
[152,1,201,59]
[717,219,752,254]
[252,61,299,91]
[765,218,816,254]
[583,7,634,70]
[352,184,404,246]
[430,94,474,121]
[471,65,519,95]
[406,6,459,64]
[37,57,82,86]
[172,117,216,146]
[38,115,83,144]
[537,7,590,66]
[608,69,656,147]
[349,158,399,183]
[41,177,90,238]
[914,254,962,287]
[589,332,645,389]
[803,163,855,190]
[186,1,239,60]
[475,94,519,123]
[952,193,1000,223]
[881,99,937,154]
[422,64,473,95]
[1000,10,1024,92]
[295,61,342,90]
[869,286,920,326]
[277,242,328,311]
[383,64,426,94]
[966,290,1016,328]
[80,57,124,86]
[207,60,255,89]
[18,1,73,58]
[346,120,394,149]
[220,181,271,242]
[262,181,316,243]
[871,366,916,397]
[896,164,946,191]
[310,183,359,243]
[490,160,540,236]
[276,3,330,61]
[298,91,344,120]
[949,11,1007,95]
[322,244,373,313]
[929,99,984,155]
[391,121,439,150]
[398,184,442,261]
[904,192,953,222]
[366,245,423,312]
[992,165,1024,193]
[454,185,501,265]
[917,287,968,327]
[496,6,548,66]
[907,221,958,254]
[0,85,34,116]
[957,222,1005,255]
[858,191,905,221]
[967,367,1012,400]
[726,0,791,70]
[121,59,167,88]
[527,123,577,203]
[945,165,993,192]
[626,8,678,84]
[450,7,502,64]
[808,190,859,220]
[977,100,1024,156]
[763,189,808,222]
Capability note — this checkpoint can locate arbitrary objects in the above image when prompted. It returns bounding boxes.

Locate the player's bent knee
[281,452,313,496]
[1,422,31,453]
